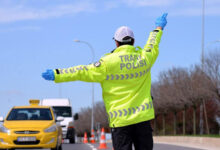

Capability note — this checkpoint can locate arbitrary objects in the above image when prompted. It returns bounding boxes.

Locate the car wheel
[51,138,62,150]
[58,144,62,150]
[69,137,75,144]
[51,144,62,150]
[51,145,58,150]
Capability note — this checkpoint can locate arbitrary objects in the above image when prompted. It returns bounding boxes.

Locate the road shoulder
[153,136,220,150]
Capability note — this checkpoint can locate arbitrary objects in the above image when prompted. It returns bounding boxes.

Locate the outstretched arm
[143,13,168,67]
[42,59,107,83]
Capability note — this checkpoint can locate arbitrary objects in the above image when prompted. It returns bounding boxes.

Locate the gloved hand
[42,69,55,81]
[155,13,168,29]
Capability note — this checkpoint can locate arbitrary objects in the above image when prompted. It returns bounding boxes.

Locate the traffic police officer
[42,13,168,150]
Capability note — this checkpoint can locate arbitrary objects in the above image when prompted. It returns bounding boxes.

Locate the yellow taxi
[0,100,63,150]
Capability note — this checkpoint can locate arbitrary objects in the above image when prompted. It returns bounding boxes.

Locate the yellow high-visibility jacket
[54,29,163,127]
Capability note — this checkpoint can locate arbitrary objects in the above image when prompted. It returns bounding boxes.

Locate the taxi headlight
[0,125,10,133]
[44,125,57,133]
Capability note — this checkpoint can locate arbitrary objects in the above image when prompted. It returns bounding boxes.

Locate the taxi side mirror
[0,116,4,122]
[56,116,64,122]
[74,113,79,121]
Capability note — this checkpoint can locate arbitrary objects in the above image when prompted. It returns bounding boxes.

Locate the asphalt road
[18,143,205,150]
[62,143,205,150]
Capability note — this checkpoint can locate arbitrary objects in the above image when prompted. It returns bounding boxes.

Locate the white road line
[87,143,97,150]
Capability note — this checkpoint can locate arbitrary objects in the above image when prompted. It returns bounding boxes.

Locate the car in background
[0,100,63,150]
[41,99,78,144]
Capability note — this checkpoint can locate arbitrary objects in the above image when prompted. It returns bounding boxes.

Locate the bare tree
[74,101,109,136]
[183,65,214,134]
[94,101,109,129]
[204,50,220,103]
[158,68,190,135]
[152,81,169,135]
[152,82,164,135]
[203,50,220,133]
[74,107,92,136]
[153,66,214,135]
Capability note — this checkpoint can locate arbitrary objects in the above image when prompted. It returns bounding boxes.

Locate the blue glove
[42,69,55,81]
[155,13,168,29]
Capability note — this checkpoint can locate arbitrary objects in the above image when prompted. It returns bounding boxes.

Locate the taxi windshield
[7,108,53,121]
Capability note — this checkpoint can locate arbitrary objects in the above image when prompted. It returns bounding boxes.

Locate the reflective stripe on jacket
[54,29,163,127]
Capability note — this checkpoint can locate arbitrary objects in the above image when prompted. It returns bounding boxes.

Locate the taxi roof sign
[29,99,40,105]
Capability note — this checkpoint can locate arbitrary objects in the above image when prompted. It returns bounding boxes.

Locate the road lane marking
[87,143,97,150]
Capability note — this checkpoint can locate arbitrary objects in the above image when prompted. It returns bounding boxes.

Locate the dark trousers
[111,121,153,150]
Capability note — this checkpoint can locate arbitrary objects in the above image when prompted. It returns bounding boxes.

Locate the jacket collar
[113,45,136,53]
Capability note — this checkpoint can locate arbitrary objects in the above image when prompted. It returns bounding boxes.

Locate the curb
[153,136,220,150]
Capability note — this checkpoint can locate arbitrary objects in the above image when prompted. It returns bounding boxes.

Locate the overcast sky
[0,0,220,116]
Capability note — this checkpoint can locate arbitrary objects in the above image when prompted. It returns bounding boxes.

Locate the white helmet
[113,26,134,42]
